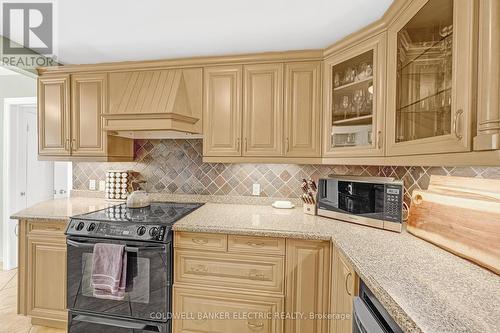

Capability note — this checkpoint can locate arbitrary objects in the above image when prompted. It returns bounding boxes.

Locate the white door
[3,103,55,270]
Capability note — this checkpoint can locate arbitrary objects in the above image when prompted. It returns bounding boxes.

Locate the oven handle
[67,239,165,253]
[73,313,161,331]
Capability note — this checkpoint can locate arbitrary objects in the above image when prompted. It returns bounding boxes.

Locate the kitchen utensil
[407,175,500,275]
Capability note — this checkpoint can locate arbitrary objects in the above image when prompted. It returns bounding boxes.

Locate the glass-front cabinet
[386,0,477,156]
[323,33,386,157]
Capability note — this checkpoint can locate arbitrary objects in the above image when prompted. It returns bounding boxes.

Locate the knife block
[303,203,317,215]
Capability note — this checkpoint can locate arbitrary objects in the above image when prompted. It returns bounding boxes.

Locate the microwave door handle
[67,239,164,253]
[353,297,385,333]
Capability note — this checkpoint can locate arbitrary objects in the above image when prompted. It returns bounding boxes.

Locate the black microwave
[317,176,403,232]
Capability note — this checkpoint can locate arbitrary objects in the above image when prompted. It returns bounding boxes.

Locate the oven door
[68,311,169,333]
[67,236,171,322]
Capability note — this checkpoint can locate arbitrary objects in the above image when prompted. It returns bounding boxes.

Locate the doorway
[2,98,71,270]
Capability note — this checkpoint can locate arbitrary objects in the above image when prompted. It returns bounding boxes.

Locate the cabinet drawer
[27,221,66,235]
[228,235,285,255]
[174,232,227,252]
[173,286,283,333]
[175,249,284,293]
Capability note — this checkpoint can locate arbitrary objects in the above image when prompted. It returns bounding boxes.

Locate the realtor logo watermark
[1,0,57,68]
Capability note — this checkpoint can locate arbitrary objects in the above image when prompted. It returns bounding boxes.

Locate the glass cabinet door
[386,0,476,155]
[324,34,386,157]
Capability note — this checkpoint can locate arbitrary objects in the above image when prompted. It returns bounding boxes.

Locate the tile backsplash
[73,139,500,203]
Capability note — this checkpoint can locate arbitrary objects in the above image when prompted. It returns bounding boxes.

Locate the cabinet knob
[377,130,382,149]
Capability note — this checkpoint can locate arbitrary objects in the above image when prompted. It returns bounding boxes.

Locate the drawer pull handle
[247,321,264,330]
[246,241,265,247]
[192,238,209,245]
[453,109,464,140]
[345,272,352,296]
[189,265,208,274]
[248,271,266,280]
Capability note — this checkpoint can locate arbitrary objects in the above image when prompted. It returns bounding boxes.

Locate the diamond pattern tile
[72,139,500,199]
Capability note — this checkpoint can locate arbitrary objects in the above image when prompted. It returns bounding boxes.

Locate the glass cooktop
[73,202,203,225]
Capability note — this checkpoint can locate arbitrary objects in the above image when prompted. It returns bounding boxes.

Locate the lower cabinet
[285,239,331,333]
[330,245,358,333]
[173,232,332,333]
[173,286,284,333]
[18,219,67,329]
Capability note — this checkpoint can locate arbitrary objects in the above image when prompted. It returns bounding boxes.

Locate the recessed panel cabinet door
[27,235,67,323]
[330,247,357,333]
[38,75,71,156]
[285,239,330,333]
[71,73,107,156]
[284,62,322,157]
[203,66,242,156]
[243,63,283,156]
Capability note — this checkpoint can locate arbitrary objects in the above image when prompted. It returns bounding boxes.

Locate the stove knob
[137,226,146,236]
[87,223,96,232]
[149,227,159,237]
[76,222,85,231]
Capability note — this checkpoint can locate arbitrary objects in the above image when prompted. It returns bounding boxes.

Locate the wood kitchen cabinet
[323,34,386,157]
[330,246,358,333]
[285,61,322,157]
[38,73,133,161]
[203,65,243,156]
[243,63,283,156]
[285,239,331,333]
[385,0,477,156]
[18,220,67,329]
[38,75,71,157]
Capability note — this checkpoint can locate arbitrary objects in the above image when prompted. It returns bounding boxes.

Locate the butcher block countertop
[173,202,500,333]
[10,196,500,333]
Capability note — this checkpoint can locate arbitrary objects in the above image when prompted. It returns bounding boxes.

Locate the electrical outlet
[98,180,106,192]
[252,183,261,196]
[89,179,96,191]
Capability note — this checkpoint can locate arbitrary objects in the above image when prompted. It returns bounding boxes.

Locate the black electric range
[65,202,203,333]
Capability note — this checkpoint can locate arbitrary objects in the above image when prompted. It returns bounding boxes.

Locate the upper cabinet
[38,75,71,157]
[38,73,133,161]
[386,0,477,155]
[71,73,107,157]
[285,62,322,157]
[243,63,283,156]
[323,34,386,157]
[203,65,243,156]
[105,68,203,134]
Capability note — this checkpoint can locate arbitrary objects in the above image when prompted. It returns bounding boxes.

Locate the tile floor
[0,262,66,333]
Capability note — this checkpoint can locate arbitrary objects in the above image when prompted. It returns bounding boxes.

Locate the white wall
[0,74,36,262]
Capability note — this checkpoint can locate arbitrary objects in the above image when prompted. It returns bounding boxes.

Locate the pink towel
[91,243,127,300]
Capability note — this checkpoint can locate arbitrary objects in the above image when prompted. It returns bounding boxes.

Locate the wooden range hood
[103,67,203,139]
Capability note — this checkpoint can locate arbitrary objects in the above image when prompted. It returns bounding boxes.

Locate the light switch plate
[89,179,96,191]
[252,183,261,196]
[98,180,106,192]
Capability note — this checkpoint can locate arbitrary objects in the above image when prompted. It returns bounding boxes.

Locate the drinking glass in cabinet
[395,0,454,143]
[330,49,375,148]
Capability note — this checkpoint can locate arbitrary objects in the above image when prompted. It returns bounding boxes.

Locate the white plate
[272,201,295,209]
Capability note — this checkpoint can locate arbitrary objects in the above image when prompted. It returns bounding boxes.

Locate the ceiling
[53,0,392,65]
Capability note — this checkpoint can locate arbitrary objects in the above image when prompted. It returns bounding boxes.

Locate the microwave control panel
[383,184,403,223]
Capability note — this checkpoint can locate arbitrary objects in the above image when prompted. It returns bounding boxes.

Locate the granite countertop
[11,197,113,221]
[173,202,500,333]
